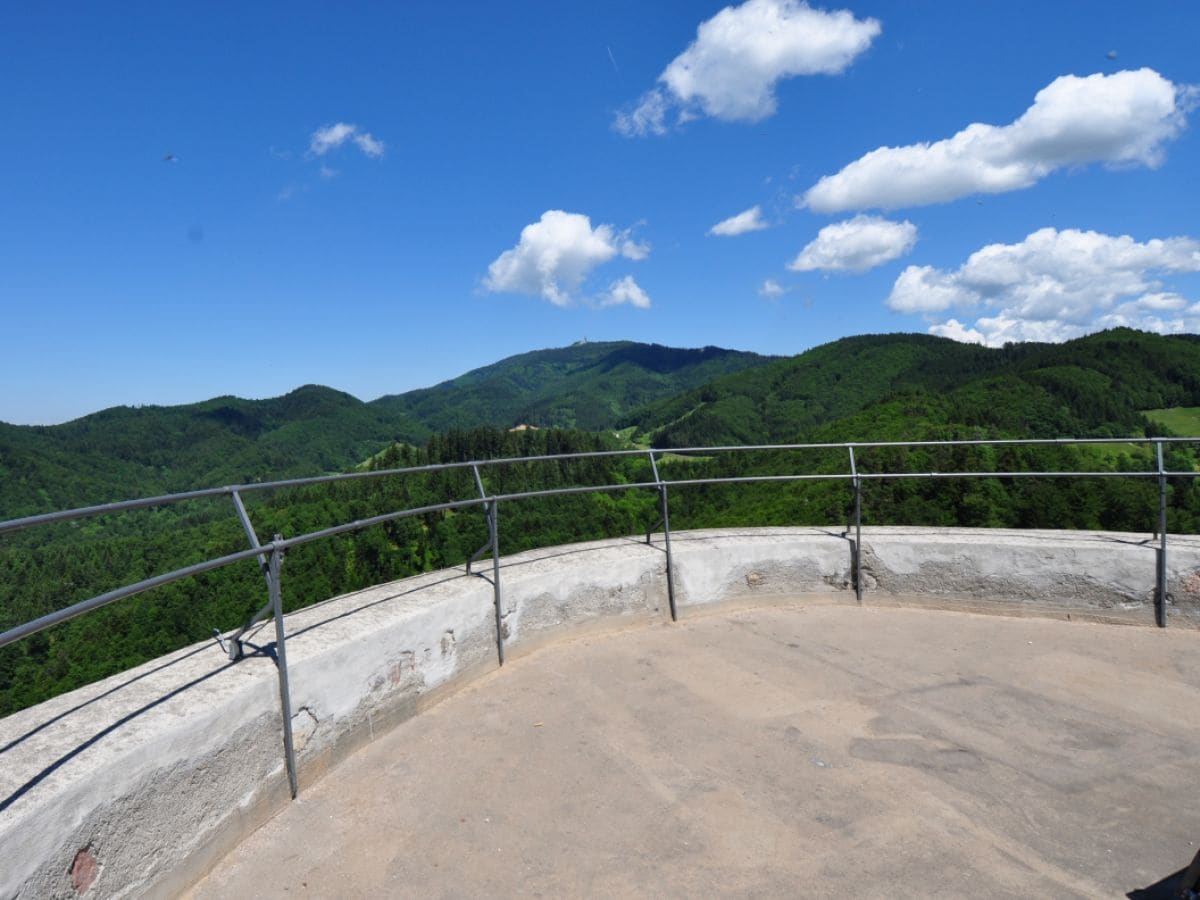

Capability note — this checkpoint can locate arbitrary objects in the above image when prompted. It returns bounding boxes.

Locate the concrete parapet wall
[669,527,1200,626]
[1,527,1197,897]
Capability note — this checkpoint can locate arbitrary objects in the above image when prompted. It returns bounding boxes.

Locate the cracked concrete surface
[188,605,1200,899]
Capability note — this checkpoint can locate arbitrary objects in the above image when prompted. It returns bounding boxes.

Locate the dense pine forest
[2,328,1200,715]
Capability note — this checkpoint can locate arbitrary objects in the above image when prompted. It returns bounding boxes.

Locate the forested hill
[4,329,1200,715]
[369,341,774,434]
[0,341,773,517]
[4,329,1199,518]
[0,385,407,516]
[622,329,1200,446]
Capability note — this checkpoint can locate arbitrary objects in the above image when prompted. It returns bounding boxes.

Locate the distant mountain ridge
[4,329,1199,519]
[621,329,1200,446]
[371,341,772,434]
[0,341,775,516]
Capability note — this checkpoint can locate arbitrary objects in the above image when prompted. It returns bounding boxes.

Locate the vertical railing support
[268,536,300,799]
[849,446,863,604]
[489,501,505,664]
[466,464,505,662]
[648,451,677,622]
[467,465,489,576]
[223,489,272,661]
[659,484,677,622]
[1156,441,1169,628]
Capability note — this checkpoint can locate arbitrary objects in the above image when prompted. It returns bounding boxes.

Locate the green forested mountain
[370,341,774,434]
[621,329,1200,446]
[0,385,412,516]
[4,328,1200,716]
[9,329,1194,525]
[0,342,773,518]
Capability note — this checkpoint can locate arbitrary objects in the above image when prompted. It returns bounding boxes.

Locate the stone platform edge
[1,526,1197,897]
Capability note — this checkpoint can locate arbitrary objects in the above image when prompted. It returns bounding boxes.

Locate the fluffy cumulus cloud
[802,69,1192,212]
[788,214,916,272]
[615,0,879,136]
[886,227,1200,346]
[709,205,769,237]
[928,319,985,345]
[601,275,652,308]
[309,122,385,158]
[484,210,650,307]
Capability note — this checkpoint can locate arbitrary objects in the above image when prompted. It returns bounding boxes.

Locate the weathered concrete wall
[669,527,1200,626]
[0,527,1196,897]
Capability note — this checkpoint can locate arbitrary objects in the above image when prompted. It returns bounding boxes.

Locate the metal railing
[2,436,1198,798]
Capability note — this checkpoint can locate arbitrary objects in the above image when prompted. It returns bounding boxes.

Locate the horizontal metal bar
[263,468,1197,525]
[654,470,1196,490]
[273,497,488,551]
[0,485,235,536]
[656,437,1200,454]
[658,474,850,488]
[491,481,662,503]
[4,437,1196,535]
[2,434,1198,654]
[0,544,271,651]
[856,470,1185,480]
[0,452,648,534]
[217,447,650,497]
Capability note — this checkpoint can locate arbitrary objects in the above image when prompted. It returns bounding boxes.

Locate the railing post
[467,463,505,660]
[659,484,677,622]
[489,501,505,664]
[268,536,300,799]
[467,465,489,576]
[648,451,677,622]
[224,489,273,661]
[848,446,863,604]
[1156,441,1168,628]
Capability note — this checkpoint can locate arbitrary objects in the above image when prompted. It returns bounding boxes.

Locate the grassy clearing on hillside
[1144,407,1200,436]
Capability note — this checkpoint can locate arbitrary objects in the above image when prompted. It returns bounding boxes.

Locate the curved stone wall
[1,527,1197,897]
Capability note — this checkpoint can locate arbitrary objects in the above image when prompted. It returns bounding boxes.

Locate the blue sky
[2,1,1198,424]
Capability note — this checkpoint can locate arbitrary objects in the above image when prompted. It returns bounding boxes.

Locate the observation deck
[2,526,1199,898]
[189,602,1198,898]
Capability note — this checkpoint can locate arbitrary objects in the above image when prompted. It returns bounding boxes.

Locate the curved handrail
[2,436,1198,652]
[4,435,1198,536]
[2,435,1197,798]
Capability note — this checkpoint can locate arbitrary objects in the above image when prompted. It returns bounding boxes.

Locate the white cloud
[615,0,879,135]
[600,275,652,309]
[621,236,651,260]
[484,210,648,306]
[759,278,786,297]
[353,132,385,158]
[802,69,1192,212]
[309,122,386,159]
[928,318,984,344]
[709,205,769,237]
[310,123,355,155]
[886,227,1200,345]
[886,265,974,313]
[788,214,916,272]
[614,88,670,137]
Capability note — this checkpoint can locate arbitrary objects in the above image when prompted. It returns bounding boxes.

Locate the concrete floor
[189,604,1200,899]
